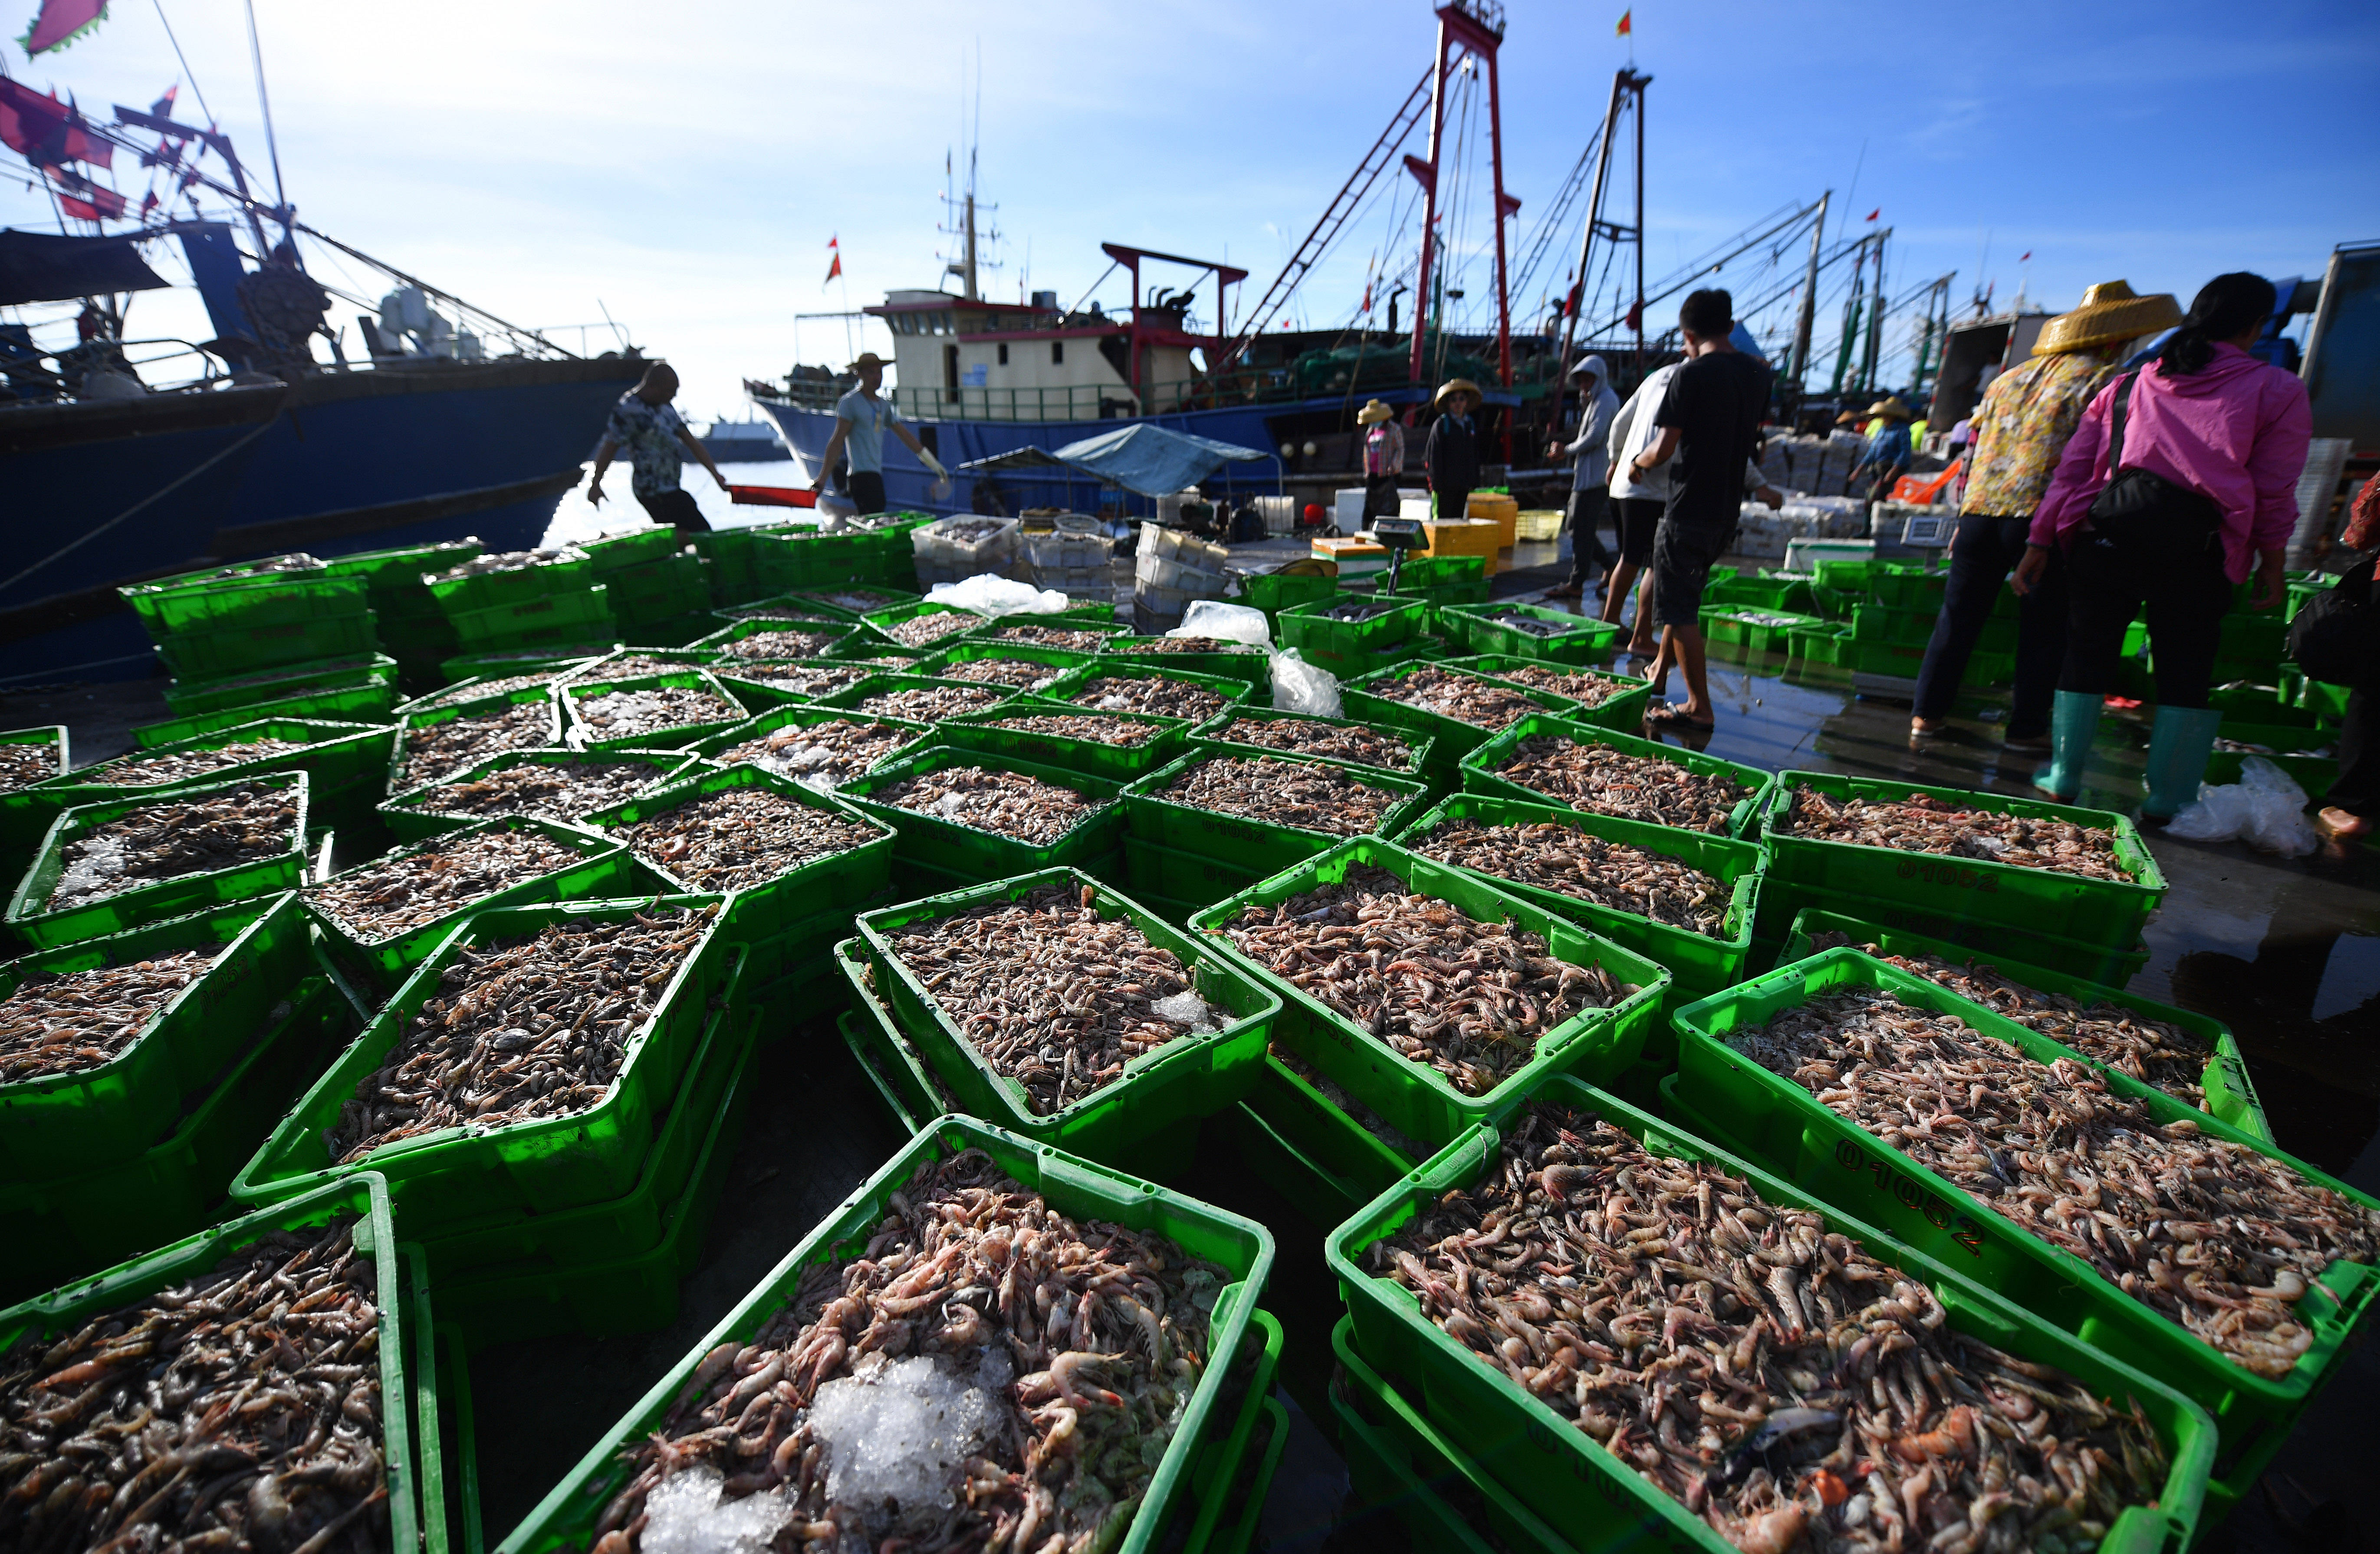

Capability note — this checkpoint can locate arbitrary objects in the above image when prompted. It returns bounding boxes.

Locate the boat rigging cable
[0,416,278,598]
[241,0,289,240]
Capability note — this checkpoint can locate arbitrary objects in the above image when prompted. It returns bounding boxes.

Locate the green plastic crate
[1188,838,1669,1156]
[157,609,380,681]
[1381,576,1492,608]
[426,552,596,614]
[1672,948,2377,1508]
[1123,832,1264,912]
[1778,907,2269,1143]
[0,973,353,1306]
[1093,637,1269,687]
[687,613,864,660]
[1759,882,2151,987]
[414,991,746,1284]
[1238,569,1338,616]
[56,718,392,835]
[388,685,565,800]
[377,747,694,843]
[1869,561,1948,608]
[835,939,961,1134]
[686,701,932,784]
[0,1173,431,1548]
[860,597,990,649]
[324,537,482,593]
[1275,593,1431,658]
[1437,601,1621,664]
[0,891,312,1172]
[444,585,615,651]
[1326,1072,2215,1552]
[818,671,1024,722]
[232,896,731,1222]
[2286,573,2342,621]
[561,669,746,754]
[554,648,723,686]
[1786,620,1855,669]
[417,1011,754,1348]
[939,694,1194,780]
[9,771,310,950]
[1704,572,1815,614]
[1188,705,1434,777]
[1395,792,1763,1004]
[135,683,399,748]
[770,582,922,619]
[304,815,635,993]
[1329,1318,1573,1554]
[1338,663,1585,776]
[1757,770,2165,951]
[1430,655,1656,731]
[0,724,67,786]
[162,652,400,716]
[579,527,683,571]
[1122,747,1433,879]
[494,1114,1274,1554]
[838,744,1126,884]
[1235,1052,1418,1221]
[855,868,1280,1170]
[914,637,1095,687]
[1460,714,1776,839]
[436,643,613,687]
[584,761,894,942]
[125,567,366,637]
[1041,657,1260,722]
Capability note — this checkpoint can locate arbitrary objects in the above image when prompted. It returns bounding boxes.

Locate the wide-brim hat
[847,352,890,372]
[1355,398,1394,425]
[1865,396,1914,421]
[2033,280,2183,356]
[1834,409,1864,425]
[1434,378,1483,406]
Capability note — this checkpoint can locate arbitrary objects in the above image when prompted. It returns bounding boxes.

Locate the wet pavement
[7,534,2376,1551]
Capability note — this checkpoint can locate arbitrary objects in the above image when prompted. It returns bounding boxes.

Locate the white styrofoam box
[1398,494,1434,522]
[912,516,1020,573]
[1254,496,1299,536]
[2294,438,2354,552]
[1334,489,1368,534]
[1140,522,1229,569]
[1024,531,1114,571]
[1136,551,1231,596]
[1785,537,1877,573]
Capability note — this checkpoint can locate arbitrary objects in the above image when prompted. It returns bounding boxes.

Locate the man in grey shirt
[1546,355,1618,601]
[809,351,947,514]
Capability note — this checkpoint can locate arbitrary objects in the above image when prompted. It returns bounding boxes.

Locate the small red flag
[2018,250,2032,262]
[827,234,839,249]
[1865,208,1880,222]
[824,251,842,287]
[19,0,109,56]
[1615,10,1631,35]
[138,188,158,218]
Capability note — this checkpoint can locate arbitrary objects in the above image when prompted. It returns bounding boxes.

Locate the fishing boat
[0,64,641,687]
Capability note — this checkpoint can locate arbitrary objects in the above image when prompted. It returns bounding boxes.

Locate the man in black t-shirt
[1626,289,1772,729]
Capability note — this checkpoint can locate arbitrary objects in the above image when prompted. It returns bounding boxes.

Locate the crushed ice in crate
[809,1354,1003,1516]
[49,834,128,902]
[638,1465,794,1554]
[1152,990,1218,1031]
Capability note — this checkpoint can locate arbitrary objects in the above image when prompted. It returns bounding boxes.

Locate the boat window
[1052,340,1065,365]
[997,342,1009,366]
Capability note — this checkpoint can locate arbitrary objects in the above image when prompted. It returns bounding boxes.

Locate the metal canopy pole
[1631,72,1646,368]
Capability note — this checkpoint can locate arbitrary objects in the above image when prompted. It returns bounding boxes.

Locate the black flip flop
[1644,703,1715,731]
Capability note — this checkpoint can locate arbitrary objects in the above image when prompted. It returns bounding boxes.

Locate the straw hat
[2032,280,2183,357]
[1864,396,1914,421]
[1434,378,1483,407]
[1356,398,1394,425]
[847,352,890,372]
[1834,409,1864,427]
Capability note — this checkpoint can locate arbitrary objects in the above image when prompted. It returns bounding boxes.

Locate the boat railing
[880,372,1301,424]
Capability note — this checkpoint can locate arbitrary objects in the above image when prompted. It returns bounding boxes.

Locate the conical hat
[2032,280,2183,356]
[1356,398,1394,425]
[1434,378,1483,406]
[1864,396,1914,420]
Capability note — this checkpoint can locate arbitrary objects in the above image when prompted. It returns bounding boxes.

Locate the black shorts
[1614,497,1662,566]
[635,488,710,533]
[1651,517,1732,631]
[848,469,887,515]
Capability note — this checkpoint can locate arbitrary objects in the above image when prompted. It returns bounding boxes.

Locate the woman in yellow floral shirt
[1909,281,2180,747]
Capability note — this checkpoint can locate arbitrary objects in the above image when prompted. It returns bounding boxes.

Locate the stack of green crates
[0,893,352,1304]
[228,894,754,1346]
[582,527,713,645]
[323,540,481,689]
[124,557,381,703]
[425,549,613,661]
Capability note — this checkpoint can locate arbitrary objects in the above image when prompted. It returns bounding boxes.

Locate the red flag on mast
[825,235,842,288]
[19,0,110,56]
[1615,10,1631,35]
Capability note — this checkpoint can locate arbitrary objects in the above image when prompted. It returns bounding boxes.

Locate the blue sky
[3,0,2374,418]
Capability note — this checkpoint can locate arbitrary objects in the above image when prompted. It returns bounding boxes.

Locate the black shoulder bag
[2288,556,2377,686]
[2084,372,2225,552]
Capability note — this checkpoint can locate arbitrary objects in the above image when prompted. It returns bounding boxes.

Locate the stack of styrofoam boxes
[1134,523,1231,630]
[1762,434,1869,497]
[1332,488,1368,534]
[1025,514,1117,601]
[911,516,1021,589]
[1732,498,1872,561]
[1253,496,1299,536]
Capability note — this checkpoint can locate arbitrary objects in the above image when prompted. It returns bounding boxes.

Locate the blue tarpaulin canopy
[958,422,1272,497]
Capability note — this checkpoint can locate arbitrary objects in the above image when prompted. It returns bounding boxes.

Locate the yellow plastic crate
[1514,508,1564,541]
[1465,492,1519,547]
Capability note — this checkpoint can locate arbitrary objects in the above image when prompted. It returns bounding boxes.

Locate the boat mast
[1788,191,1830,391]
[1552,69,1648,381]
[1405,0,1518,388]
[242,0,293,244]
[962,191,980,301]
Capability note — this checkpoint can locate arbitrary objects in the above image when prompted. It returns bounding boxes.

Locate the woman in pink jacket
[2013,273,2311,819]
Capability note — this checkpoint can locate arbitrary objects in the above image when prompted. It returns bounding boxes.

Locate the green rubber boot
[2032,690,2101,803]
[2144,705,2224,820]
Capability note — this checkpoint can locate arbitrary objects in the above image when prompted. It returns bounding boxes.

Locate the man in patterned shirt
[587,362,728,533]
[1909,281,2179,748]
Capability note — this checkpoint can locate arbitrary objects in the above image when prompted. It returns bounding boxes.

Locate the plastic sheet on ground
[1170,599,1271,647]
[1270,649,1342,718]
[924,575,1075,617]
[2166,755,2319,857]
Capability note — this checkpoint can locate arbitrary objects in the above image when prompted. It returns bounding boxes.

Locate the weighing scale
[1369,516,1429,595]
